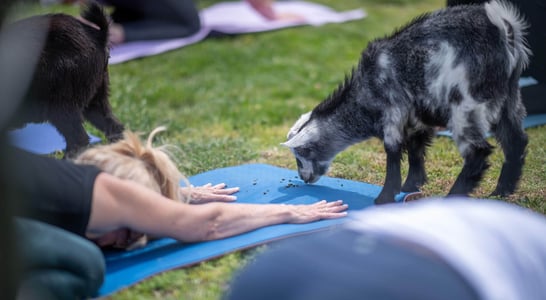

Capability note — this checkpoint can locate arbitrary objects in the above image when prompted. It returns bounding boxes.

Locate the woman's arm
[87,173,348,242]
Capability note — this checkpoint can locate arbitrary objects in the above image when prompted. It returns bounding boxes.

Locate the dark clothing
[15,218,105,300]
[101,0,201,42]
[6,149,105,299]
[226,229,480,300]
[11,148,101,237]
[1,138,20,300]
[0,146,105,299]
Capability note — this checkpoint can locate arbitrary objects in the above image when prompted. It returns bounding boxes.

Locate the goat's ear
[280,141,292,148]
[282,112,314,148]
[281,130,308,148]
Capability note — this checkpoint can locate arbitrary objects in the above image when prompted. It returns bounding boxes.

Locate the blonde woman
[73,126,247,248]
[67,127,348,248]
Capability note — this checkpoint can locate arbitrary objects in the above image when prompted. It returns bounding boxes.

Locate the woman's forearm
[178,202,294,241]
[168,200,347,242]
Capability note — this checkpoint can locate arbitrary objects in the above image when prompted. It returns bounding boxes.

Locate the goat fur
[6,2,124,157]
[283,1,529,204]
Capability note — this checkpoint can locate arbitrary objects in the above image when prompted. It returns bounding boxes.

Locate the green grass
[9,0,546,298]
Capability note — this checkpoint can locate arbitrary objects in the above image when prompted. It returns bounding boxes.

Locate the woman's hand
[182,183,240,204]
[245,0,305,22]
[288,200,348,223]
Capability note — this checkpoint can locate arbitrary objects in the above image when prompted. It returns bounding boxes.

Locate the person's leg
[14,218,105,300]
[106,0,201,42]
[226,230,479,300]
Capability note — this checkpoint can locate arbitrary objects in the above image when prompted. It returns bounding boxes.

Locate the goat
[6,2,124,157]
[283,1,530,204]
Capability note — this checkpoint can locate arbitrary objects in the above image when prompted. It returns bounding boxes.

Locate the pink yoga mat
[109,1,366,64]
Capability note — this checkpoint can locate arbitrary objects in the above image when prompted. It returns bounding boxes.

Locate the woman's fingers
[185,183,240,204]
[291,200,348,223]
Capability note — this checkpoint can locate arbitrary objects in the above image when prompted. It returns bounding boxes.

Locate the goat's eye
[296,158,303,168]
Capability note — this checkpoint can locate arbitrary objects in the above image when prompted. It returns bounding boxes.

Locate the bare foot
[109,23,125,46]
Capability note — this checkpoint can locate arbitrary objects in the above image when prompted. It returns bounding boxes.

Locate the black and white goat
[6,2,124,157]
[283,1,530,204]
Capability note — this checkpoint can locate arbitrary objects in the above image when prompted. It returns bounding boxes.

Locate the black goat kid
[283,1,529,204]
[6,2,124,157]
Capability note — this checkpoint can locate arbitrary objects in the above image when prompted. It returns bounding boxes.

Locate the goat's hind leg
[402,128,433,192]
[490,108,528,197]
[449,127,493,196]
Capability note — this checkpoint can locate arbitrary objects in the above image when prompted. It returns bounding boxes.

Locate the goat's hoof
[489,190,509,198]
[374,196,395,205]
[107,133,124,142]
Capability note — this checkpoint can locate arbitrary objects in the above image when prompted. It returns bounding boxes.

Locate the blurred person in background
[56,0,281,45]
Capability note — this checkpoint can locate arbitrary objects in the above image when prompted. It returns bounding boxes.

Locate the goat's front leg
[84,103,124,142]
[449,140,493,196]
[375,144,402,205]
[50,113,89,158]
[84,79,124,142]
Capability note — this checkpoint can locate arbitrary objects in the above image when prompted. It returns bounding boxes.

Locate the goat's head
[282,112,339,184]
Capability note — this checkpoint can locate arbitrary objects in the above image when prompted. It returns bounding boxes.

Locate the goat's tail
[80,1,109,47]
[484,0,531,74]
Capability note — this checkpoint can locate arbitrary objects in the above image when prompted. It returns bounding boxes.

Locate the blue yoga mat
[8,123,101,154]
[99,163,410,296]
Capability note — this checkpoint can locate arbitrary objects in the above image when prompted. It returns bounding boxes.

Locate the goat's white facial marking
[282,113,320,149]
[283,112,333,183]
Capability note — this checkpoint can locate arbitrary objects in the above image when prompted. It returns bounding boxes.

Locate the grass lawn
[8,0,546,299]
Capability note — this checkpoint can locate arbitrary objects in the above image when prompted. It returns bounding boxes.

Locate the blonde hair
[74,126,189,203]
